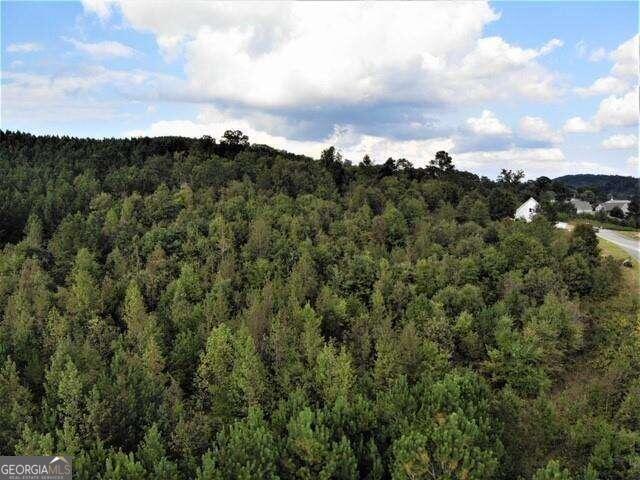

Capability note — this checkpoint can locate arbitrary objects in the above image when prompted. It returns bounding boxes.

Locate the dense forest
[0,130,638,479]
[555,174,640,203]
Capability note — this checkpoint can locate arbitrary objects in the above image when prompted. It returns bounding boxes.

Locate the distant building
[570,198,594,215]
[595,199,630,215]
[515,197,539,222]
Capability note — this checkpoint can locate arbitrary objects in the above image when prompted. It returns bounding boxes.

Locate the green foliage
[197,325,266,419]
[136,424,179,479]
[484,316,550,396]
[283,408,358,479]
[524,294,582,374]
[391,372,502,479]
[569,224,600,260]
[212,407,279,479]
[0,131,636,478]
[532,460,573,480]
[102,451,146,480]
[0,358,34,452]
[627,195,640,227]
[314,345,355,404]
[555,174,639,201]
[561,253,593,296]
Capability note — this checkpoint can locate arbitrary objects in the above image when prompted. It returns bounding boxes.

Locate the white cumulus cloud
[601,134,637,150]
[6,42,42,53]
[81,1,565,109]
[518,116,562,144]
[574,33,639,103]
[575,41,606,62]
[574,35,639,97]
[1,67,177,122]
[457,147,626,177]
[81,0,114,19]
[564,90,639,132]
[575,76,630,96]
[466,110,511,136]
[64,37,137,58]
[456,147,567,177]
[610,34,639,77]
[588,47,607,62]
[594,90,639,128]
[563,116,597,133]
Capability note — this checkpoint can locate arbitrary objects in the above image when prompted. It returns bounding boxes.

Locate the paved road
[596,229,640,260]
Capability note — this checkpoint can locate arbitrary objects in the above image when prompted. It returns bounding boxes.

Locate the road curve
[596,229,640,260]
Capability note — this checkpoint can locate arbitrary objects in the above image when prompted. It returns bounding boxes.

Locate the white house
[570,198,594,215]
[595,199,630,215]
[515,197,540,222]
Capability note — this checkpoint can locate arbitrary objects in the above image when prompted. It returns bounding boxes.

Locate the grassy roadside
[557,224,638,287]
[616,230,640,241]
[571,217,639,232]
[598,237,639,290]
[550,236,639,469]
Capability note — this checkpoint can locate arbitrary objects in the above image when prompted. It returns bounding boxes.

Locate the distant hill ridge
[554,174,639,199]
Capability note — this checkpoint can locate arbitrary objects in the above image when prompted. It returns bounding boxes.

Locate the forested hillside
[555,174,640,201]
[1,130,638,479]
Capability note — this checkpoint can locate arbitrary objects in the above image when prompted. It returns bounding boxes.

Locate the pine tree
[102,451,147,480]
[214,407,279,479]
[0,358,34,453]
[1,258,52,385]
[65,248,101,325]
[198,324,266,419]
[136,424,179,480]
[314,345,355,404]
[532,460,573,480]
[123,280,148,341]
[283,408,358,479]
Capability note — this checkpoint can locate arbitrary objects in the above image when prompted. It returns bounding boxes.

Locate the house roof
[517,197,539,209]
[597,199,629,211]
[570,198,592,211]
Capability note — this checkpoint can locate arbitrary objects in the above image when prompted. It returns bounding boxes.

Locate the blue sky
[1,1,638,178]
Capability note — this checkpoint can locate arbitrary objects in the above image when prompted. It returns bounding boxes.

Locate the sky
[1,1,638,179]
